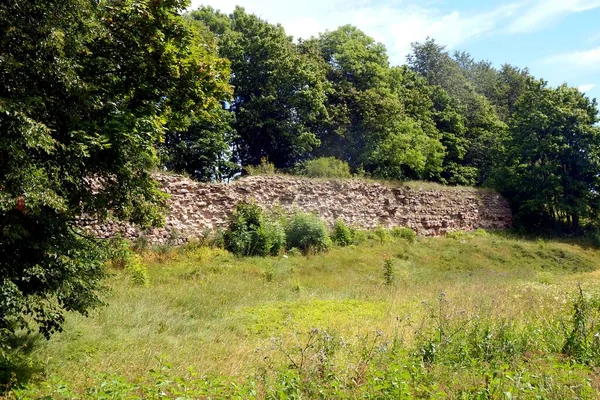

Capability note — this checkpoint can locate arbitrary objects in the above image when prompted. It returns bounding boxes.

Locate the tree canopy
[161,8,600,232]
[3,0,600,344]
[0,0,230,338]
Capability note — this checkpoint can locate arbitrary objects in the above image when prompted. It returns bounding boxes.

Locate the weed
[383,258,394,285]
[224,202,285,257]
[331,218,353,246]
[391,227,416,243]
[562,285,600,364]
[297,157,351,179]
[263,270,274,283]
[374,225,387,243]
[244,157,276,176]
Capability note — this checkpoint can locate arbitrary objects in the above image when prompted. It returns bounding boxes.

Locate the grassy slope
[11,232,600,398]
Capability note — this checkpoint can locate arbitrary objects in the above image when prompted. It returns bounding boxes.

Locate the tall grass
[6,232,600,398]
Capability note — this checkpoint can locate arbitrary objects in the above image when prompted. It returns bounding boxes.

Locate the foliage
[367,119,444,181]
[190,7,327,169]
[106,239,149,286]
[383,258,394,285]
[495,80,600,231]
[298,157,352,179]
[309,26,446,181]
[391,227,416,243]
[285,212,331,253]
[407,38,508,185]
[0,0,233,339]
[373,225,388,243]
[331,218,353,246]
[224,202,285,256]
[243,157,276,176]
[561,285,600,364]
[161,107,238,182]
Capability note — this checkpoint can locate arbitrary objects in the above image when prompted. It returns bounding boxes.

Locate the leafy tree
[408,38,508,185]
[191,7,328,169]
[496,80,600,230]
[160,18,235,182]
[309,26,445,180]
[311,25,393,167]
[0,0,230,339]
[491,64,531,123]
[161,107,238,182]
[367,119,444,180]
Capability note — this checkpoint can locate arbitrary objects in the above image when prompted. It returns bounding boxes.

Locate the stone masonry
[83,174,513,244]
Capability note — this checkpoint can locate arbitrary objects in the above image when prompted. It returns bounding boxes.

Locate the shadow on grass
[490,229,600,250]
[1,331,44,394]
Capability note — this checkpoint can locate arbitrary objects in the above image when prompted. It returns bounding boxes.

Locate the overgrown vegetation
[331,218,353,246]
[3,0,600,398]
[0,0,230,342]
[5,232,600,398]
[298,157,352,179]
[285,212,332,254]
[169,5,600,235]
[224,202,285,257]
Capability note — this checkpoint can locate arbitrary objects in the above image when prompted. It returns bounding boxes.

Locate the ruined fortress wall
[84,174,513,244]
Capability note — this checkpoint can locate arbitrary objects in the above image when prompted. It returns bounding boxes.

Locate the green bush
[224,202,285,256]
[331,218,352,246]
[286,212,331,254]
[350,228,368,245]
[391,227,416,243]
[299,157,351,178]
[244,157,276,176]
[374,225,388,243]
[126,253,150,287]
[106,239,149,286]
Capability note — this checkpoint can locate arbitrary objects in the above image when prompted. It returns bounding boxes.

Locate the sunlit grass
[12,231,600,397]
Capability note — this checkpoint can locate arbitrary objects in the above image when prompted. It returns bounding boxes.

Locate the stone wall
[83,174,513,244]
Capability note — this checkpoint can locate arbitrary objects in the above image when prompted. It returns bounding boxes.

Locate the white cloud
[544,47,600,70]
[188,0,600,64]
[189,0,524,64]
[578,84,596,92]
[506,0,600,33]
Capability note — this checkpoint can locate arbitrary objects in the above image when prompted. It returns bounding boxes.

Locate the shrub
[286,212,331,254]
[299,157,351,178]
[331,218,352,246]
[383,258,394,285]
[350,228,368,245]
[391,227,416,243]
[106,239,149,286]
[244,157,276,176]
[224,202,285,256]
[374,225,388,243]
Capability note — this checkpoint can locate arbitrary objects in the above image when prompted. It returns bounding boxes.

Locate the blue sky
[190,0,600,104]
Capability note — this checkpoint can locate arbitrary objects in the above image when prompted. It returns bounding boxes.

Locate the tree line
[1,0,599,343]
[163,6,600,232]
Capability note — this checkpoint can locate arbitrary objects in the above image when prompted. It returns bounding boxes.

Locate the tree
[160,19,235,182]
[367,119,444,180]
[161,107,237,182]
[408,38,508,185]
[0,0,231,339]
[311,25,393,167]
[191,6,328,169]
[496,80,600,230]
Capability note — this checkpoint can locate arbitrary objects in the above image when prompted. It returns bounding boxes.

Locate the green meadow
[6,231,600,399]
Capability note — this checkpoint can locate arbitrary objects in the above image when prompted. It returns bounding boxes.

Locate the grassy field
[5,231,600,399]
